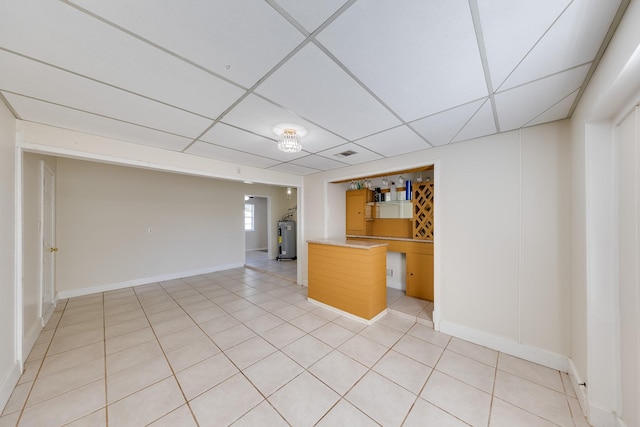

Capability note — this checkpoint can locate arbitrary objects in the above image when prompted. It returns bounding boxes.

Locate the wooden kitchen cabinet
[308,239,387,321]
[346,189,373,236]
[406,251,434,301]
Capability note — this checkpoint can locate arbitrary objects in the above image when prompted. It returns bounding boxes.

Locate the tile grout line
[132,283,202,426]
[12,300,66,426]
[10,269,581,426]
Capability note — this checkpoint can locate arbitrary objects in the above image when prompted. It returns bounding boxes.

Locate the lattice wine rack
[413,182,434,240]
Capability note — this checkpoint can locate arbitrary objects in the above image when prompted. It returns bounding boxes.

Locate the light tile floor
[245,250,297,282]
[1,268,590,426]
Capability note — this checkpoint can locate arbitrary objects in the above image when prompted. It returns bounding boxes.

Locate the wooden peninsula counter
[307,239,388,323]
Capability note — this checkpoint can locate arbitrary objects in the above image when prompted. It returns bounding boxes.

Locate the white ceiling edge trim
[15,121,303,187]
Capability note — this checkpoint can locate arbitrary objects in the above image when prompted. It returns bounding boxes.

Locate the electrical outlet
[386,268,393,277]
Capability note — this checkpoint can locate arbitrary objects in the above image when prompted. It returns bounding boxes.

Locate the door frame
[39,161,56,326]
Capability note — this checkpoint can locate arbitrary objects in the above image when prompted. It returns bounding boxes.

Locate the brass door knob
[49,247,59,252]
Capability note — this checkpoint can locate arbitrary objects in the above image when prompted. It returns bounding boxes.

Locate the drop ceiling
[0,0,627,175]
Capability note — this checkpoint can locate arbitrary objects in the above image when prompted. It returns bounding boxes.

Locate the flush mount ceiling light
[273,123,307,153]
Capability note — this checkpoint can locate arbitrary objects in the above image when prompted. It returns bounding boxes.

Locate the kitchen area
[307,166,435,325]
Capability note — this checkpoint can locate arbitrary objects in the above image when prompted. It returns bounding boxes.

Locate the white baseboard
[568,358,588,417]
[22,320,42,363]
[566,359,627,427]
[616,417,628,427]
[307,298,388,325]
[56,263,244,300]
[589,403,618,427]
[0,362,22,415]
[439,320,568,372]
[385,280,405,291]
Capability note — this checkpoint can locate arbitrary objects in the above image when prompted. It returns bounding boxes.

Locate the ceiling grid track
[184,0,362,154]
[468,0,500,134]
[0,46,219,123]
[0,0,628,174]
[61,0,247,92]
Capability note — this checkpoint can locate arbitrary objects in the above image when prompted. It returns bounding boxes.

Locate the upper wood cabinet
[346,189,373,236]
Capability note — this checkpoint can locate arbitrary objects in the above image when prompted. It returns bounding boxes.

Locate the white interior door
[41,162,56,325]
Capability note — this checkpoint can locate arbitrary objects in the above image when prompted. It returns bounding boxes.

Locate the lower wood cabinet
[345,238,434,302]
[308,241,387,320]
[406,252,434,301]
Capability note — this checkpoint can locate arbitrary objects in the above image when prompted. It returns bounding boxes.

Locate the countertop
[345,235,434,243]
[307,238,388,249]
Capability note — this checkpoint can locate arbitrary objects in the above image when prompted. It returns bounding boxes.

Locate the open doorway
[328,165,438,327]
[244,188,298,282]
[244,195,268,253]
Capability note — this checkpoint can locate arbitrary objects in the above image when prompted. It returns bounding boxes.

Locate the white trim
[588,404,617,427]
[39,161,56,327]
[517,129,523,343]
[585,122,620,418]
[432,159,442,330]
[14,146,23,367]
[246,247,269,252]
[568,358,588,417]
[296,185,303,286]
[17,139,302,188]
[22,319,41,364]
[439,320,568,372]
[385,281,404,291]
[307,298,388,325]
[56,263,243,300]
[616,417,628,427]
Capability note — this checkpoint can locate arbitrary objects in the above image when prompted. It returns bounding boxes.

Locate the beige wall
[55,158,247,295]
[303,121,571,365]
[0,101,18,411]
[242,185,297,257]
[244,197,268,251]
[21,153,57,356]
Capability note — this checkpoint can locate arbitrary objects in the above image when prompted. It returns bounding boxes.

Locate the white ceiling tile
[316,0,488,122]
[185,141,280,168]
[477,0,571,90]
[317,142,383,165]
[4,92,192,151]
[0,0,625,175]
[526,90,579,127]
[500,0,621,90]
[273,0,349,33]
[291,154,348,171]
[255,44,402,141]
[0,0,245,119]
[0,51,211,138]
[452,100,497,143]
[495,64,591,131]
[410,100,486,146]
[267,162,320,175]
[200,123,307,163]
[355,126,430,157]
[67,0,305,87]
[221,94,347,153]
